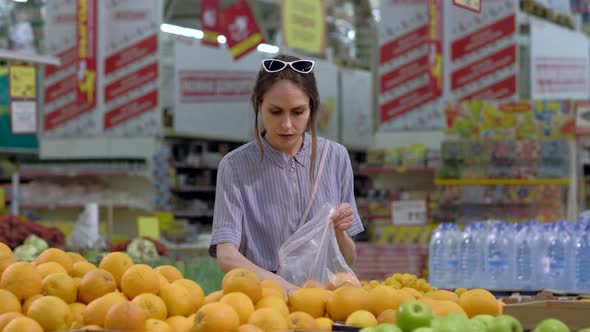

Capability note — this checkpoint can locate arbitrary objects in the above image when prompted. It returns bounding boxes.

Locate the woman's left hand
[330,203,354,232]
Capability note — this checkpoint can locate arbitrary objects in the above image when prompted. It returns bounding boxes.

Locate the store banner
[0,66,38,150]
[99,0,161,136]
[452,0,481,13]
[530,17,590,100]
[220,0,264,60]
[201,0,221,47]
[428,0,443,95]
[443,0,518,102]
[378,0,444,130]
[281,0,326,56]
[42,0,99,137]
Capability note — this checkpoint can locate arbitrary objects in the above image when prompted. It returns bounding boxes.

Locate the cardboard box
[504,300,590,331]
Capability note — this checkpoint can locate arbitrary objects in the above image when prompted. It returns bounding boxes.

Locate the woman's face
[260,79,311,156]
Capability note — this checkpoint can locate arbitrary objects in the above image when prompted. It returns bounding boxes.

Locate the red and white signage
[99,0,161,135]
[378,0,444,130]
[43,0,99,136]
[201,0,221,47]
[444,0,518,102]
[530,17,590,100]
[178,70,256,103]
[220,0,264,60]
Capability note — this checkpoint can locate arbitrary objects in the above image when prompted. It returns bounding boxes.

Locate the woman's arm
[335,229,357,266]
[216,242,299,294]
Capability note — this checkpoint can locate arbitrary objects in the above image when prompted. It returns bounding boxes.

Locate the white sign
[11,101,37,134]
[341,69,373,150]
[391,200,427,225]
[530,17,590,100]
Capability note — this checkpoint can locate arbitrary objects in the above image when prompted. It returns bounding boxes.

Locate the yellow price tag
[10,65,36,98]
[155,211,174,231]
[137,217,160,239]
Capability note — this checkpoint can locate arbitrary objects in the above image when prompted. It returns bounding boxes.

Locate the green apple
[359,328,376,332]
[488,315,524,332]
[412,328,433,332]
[468,319,487,332]
[374,323,403,332]
[533,318,570,332]
[577,328,590,332]
[431,314,471,332]
[396,301,434,332]
[472,314,495,329]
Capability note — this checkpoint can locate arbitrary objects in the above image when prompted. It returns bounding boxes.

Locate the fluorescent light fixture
[347,30,356,39]
[160,23,280,54]
[160,23,204,39]
[12,0,28,2]
[257,43,279,54]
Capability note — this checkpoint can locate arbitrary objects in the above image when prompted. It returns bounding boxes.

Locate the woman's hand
[330,203,354,232]
[277,277,300,296]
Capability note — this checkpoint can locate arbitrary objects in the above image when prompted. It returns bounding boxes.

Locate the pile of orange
[0,242,504,332]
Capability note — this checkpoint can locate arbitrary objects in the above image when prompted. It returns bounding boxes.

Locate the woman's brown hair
[251,54,320,187]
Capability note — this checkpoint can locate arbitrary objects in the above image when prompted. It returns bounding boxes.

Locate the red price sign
[453,0,481,13]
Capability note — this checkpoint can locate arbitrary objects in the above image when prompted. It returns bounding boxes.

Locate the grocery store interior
[2,0,590,331]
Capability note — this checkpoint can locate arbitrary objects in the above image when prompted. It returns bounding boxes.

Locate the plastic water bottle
[485,221,513,290]
[428,223,460,289]
[459,223,481,288]
[541,221,573,290]
[575,224,590,291]
[514,222,536,290]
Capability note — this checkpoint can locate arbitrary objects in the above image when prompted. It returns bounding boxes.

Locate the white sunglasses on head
[261,59,315,74]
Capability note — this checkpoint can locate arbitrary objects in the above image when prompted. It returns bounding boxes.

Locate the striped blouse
[209,132,364,271]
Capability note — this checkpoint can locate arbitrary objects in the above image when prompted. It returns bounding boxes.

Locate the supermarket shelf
[434,179,570,185]
[357,166,436,175]
[173,210,214,218]
[170,162,216,170]
[171,185,216,193]
[19,171,139,178]
[0,49,60,65]
[17,204,145,210]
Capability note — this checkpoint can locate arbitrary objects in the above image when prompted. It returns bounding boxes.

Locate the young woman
[209,54,364,294]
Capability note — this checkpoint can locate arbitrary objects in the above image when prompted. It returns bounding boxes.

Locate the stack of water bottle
[428,218,590,291]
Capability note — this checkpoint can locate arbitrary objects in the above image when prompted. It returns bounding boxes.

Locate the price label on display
[453,0,481,13]
[391,200,427,225]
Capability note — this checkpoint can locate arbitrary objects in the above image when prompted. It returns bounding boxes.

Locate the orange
[288,311,319,330]
[41,272,77,303]
[238,323,265,332]
[288,288,327,318]
[121,264,160,299]
[104,301,147,331]
[26,295,72,331]
[167,315,193,332]
[145,318,173,332]
[193,302,240,332]
[345,310,378,328]
[174,278,205,312]
[78,268,117,304]
[158,273,170,289]
[222,268,263,303]
[22,294,43,314]
[420,298,467,316]
[82,324,103,330]
[36,262,67,278]
[159,283,194,317]
[98,251,134,288]
[71,261,97,278]
[0,262,42,301]
[69,302,86,326]
[155,265,183,283]
[261,287,286,301]
[455,287,468,297]
[67,252,87,264]
[248,308,289,332]
[327,272,360,290]
[204,290,224,304]
[377,308,397,324]
[459,289,500,317]
[425,290,460,303]
[498,301,505,315]
[366,286,413,317]
[221,292,255,324]
[0,312,23,331]
[0,242,16,274]
[35,248,73,274]
[0,288,21,314]
[132,293,168,320]
[3,316,43,332]
[401,287,424,299]
[326,286,367,322]
[301,280,324,288]
[260,279,284,294]
[83,292,127,326]
[255,295,289,318]
[316,317,333,331]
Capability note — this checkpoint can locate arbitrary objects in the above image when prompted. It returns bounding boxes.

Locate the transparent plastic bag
[277,204,361,289]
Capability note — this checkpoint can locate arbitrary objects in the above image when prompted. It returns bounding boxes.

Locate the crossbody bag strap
[296,142,331,229]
